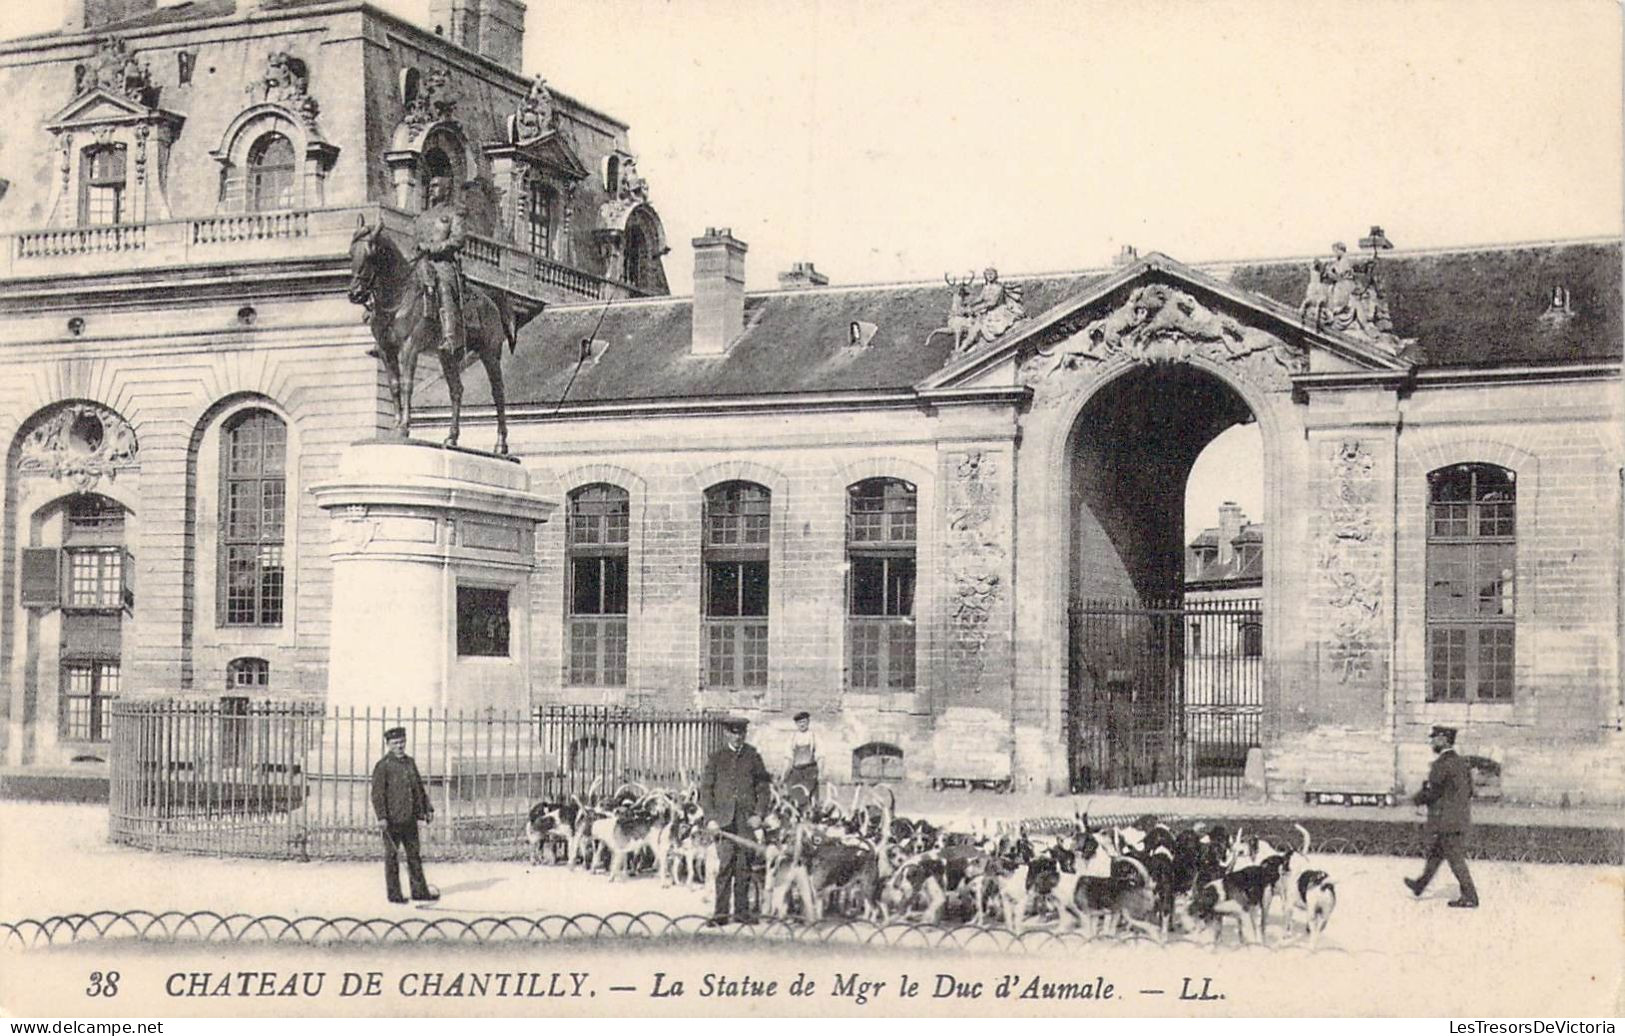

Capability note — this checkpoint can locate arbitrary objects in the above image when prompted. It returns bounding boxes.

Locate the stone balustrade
[2,205,644,304]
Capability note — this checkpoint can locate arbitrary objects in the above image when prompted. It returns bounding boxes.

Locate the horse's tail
[494,291,518,354]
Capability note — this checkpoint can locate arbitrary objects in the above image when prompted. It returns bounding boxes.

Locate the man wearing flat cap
[371,726,438,904]
[699,717,772,925]
[1405,725,1479,908]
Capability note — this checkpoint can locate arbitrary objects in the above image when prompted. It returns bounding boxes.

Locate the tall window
[248,133,296,212]
[220,409,287,626]
[703,482,769,690]
[80,145,126,225]
[1426,463,1516,702]
[61,661,119,741]
[846,479,916,690]
[567,485,629,686]
[527,179,555,257]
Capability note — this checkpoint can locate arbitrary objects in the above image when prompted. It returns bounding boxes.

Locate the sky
[2,0,1618,534]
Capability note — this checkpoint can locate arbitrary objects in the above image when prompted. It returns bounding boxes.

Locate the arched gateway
[930,252,1412,796]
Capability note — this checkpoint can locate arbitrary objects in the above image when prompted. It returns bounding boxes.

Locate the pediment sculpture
[511,75,557,142]
[599,154,651,226]
[1299,228,1413,351]
[248,51,320,128]
[929,267,1027,356]
[18,403,139,492]
[74,36,155,107]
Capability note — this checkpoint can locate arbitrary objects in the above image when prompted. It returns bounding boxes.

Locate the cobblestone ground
[2,802,1621,1017]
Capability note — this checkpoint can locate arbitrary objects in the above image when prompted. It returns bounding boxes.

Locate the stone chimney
[692,227,748,356]
[428,0,527,75]
[1217,501,1245,566]
[777,261,829,290]
[64,0,157,32]
[1111,244,1139,268]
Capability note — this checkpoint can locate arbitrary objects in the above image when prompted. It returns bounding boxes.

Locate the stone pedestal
[310,439,556,714]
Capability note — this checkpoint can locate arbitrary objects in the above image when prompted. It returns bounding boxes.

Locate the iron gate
[1067,597,1262,797]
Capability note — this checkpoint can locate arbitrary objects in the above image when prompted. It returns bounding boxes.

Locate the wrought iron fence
[108,702,728,861]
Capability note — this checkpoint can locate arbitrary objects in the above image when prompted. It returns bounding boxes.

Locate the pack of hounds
[525,780,1338,947]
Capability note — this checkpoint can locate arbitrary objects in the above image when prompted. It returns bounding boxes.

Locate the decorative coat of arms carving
[930,268,1026,356]
[74,36,155,107]
[249,52,319,128]
[1316,439,1382,683]
[405,67,459,128]
[945,450,1006,690]
[17,403,139,492]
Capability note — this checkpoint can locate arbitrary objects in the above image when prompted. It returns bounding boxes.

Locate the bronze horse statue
[346,216,516,454]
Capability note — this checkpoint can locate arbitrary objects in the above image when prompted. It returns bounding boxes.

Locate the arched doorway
[1064,363,1264,795]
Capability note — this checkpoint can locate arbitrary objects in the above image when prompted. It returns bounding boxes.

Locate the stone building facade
[0,0,670,768]
[1,3,1619,807]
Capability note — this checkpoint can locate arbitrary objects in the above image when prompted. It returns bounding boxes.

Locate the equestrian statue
[347,175,517,454]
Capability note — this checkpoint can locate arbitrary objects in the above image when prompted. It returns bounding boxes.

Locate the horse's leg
[480,337,508,455]
[438,348,463,447]
[399,345,418,441]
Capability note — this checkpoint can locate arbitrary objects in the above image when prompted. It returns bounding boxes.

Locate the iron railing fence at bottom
[109,702,730,861]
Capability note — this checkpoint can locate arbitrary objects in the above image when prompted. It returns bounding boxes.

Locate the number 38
[86,971,120,997]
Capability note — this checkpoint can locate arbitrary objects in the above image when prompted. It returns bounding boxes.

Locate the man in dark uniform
[413,174,466,356]
[699,717,772,925]
[1405,724,1479,908]
[371,726,439,905]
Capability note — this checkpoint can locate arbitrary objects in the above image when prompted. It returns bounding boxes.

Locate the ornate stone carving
[930,268,1026,356]
[945,450,1006,690]
[1316,439,1381,683]
[249,52,320,128]
[1538,285,1576,325]
[1299,228,1413,352]
[598,154,652,232]
[77,36,155,106]
[405,67,459,128]
[1023,281,1305,399]
[17,403,139,491]
[512,75,556,142]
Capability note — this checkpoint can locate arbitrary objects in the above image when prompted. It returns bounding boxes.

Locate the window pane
[1429,466,1472,503]
[1474,544,1515,617]
[226,546,259,623]
[707,624,735,686]
[851,556,886,616]
[601,557,628,614]
[602,619,628,686]
[849,621,881,688]
[1426,545,1473,618]
[571,557,605,615]
[886,557,915,616]
[739,561,770,617]
[1474,466,1515,503]
[706,563,740,617]
[259,545,284,625]
[1477,627,1515,700]
[740,624,768,687]
[886,624,915,689]
[569,620,599,684]
[1427,627,1468,702]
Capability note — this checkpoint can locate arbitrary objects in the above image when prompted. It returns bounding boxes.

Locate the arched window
[846,478,916,691]
[227,656,270,692]
[703,482,770,690]
[219,409,287,626]
[247,133,296,212]
[1426,463,1516,701]
[527,178,555,257]
[624,224,646,287]
[852,742,904,782]
[79,145,127,225]
[567,484,629,686]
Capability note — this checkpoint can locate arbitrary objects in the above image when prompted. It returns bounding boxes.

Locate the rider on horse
[414,175,467,356]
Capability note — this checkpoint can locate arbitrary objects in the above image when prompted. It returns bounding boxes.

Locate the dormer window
[80,145,126,225]
[248,133,296,212]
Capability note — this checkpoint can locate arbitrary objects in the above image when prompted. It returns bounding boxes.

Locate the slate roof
[1186,522,1265,584]
[422,237,1621,409]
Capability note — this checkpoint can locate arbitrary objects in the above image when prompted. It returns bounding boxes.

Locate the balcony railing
[3,205,646,303]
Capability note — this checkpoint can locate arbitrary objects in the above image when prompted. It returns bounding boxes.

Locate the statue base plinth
[310,439,556,714]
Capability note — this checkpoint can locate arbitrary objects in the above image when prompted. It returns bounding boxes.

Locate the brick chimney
[1111,244,1139,268]
[777,261,829,290]
[64,0,157,32]
[1217,501,1245,565]
[692,227,748,356]
[428,0,527,75]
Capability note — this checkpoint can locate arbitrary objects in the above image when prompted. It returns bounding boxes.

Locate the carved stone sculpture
[1300,231,1411,351]
[928,267,1026,355]
[79,36,154,106]
[17,403,140,491]
[405,67,459,127]
[251,52,320,126]
[512,75,556,141]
